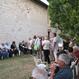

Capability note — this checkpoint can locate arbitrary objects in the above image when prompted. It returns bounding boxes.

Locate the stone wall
[0,0,48,43]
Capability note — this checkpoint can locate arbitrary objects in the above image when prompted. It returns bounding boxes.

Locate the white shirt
[42,40,50,50]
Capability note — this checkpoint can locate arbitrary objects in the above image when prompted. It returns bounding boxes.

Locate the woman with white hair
[31,64,48,79]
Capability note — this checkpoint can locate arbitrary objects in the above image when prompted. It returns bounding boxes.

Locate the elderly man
[50,53,73,79]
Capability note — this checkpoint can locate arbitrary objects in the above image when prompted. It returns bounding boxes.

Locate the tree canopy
[48,0,79,42]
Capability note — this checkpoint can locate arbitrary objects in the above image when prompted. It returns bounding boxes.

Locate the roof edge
[40,0,49,6]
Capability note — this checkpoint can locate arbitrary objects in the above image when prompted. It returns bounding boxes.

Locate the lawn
[0,55,35,79]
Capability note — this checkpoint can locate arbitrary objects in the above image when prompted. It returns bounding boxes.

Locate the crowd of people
[31,32,79,79]
[0,32,79,79]
[0,41,19,59]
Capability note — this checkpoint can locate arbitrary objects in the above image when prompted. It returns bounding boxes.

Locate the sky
[40,0,49,5]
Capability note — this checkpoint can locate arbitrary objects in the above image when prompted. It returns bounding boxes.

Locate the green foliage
[48,0,79,42]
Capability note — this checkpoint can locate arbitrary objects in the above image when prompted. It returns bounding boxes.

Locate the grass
[0,55,35,79]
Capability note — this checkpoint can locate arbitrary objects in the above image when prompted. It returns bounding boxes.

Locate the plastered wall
[0,0,48,43]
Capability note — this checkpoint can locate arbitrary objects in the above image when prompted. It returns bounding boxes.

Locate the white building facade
[0,0,49,43]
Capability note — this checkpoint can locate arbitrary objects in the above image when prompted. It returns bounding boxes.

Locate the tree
[48,0,79,42]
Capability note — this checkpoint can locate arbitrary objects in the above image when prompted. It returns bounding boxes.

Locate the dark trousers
[23,48,28,54]
[10,49,19,56]
[28,49,32,54]
[43,50,50,64]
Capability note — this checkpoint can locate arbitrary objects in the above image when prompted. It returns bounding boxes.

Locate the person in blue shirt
[54,54,73,79]
[54,66,73,79]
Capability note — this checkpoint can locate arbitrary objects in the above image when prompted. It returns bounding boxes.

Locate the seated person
[19,42,23,53]
[19,41,28,54]
[1,48,9,59]
[0,43,9,59]
[1,43,9,59]
[10,41,19,56]
[23,42,28,54]
[4,42,12,57]
[0,48,3,59]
